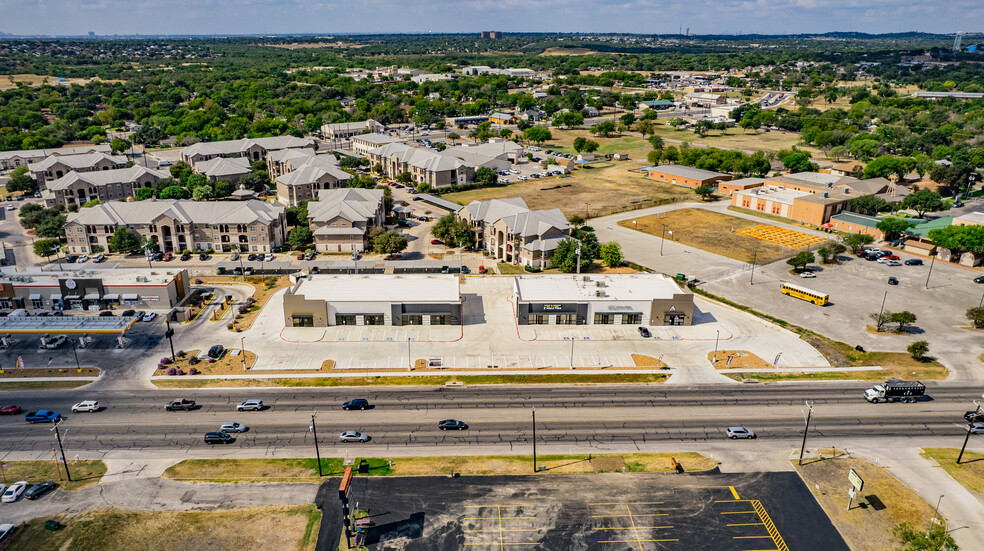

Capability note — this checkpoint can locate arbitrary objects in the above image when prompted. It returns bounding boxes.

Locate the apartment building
[28,152,127,189]
[65,199,286,255]
[43,166,169,208]
[320,119,385,140]
[180,136,315,166]
[351,133,401,156]
[457,197,569,268]
[194,156,252,183]
[0,144,111,171]
[275,155,353,207]
[368,142,471,189]
[307,188,385,253]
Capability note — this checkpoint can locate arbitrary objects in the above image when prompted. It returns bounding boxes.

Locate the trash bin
[44,519,61,531]
[675,273,686,280]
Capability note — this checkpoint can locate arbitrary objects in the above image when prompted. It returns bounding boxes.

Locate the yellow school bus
[780,282,829,306]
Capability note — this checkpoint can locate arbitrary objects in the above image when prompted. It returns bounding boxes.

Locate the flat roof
[734,185,807,205]
[514,274,689,303]
[1,267,183,287]
[955,211,984,225]
[293,274,460,303]
[0,315,138,334]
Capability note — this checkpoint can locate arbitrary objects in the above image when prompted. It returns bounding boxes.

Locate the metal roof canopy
[0,316,138,334]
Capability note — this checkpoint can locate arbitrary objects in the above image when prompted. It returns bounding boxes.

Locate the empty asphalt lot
[316,471,848,551]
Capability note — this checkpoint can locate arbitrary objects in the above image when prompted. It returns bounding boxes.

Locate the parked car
[65,255,79,263]
[304,252,315,261]
[0,404,22,415]
[296,253,304,260]
[121,309,136,317]
[92,253,105,263]
[230,253,240,261]
[0,523,14,545]
[884,260,902,266]
[478,265,487,274]
[904,259,923,266]
[237,400,264,411]
[220,422,248,433]
[726,426,756,439]
[438,419,468,431]
[342,398,370,410]
[638,327,651,338]
[180,253,191,261]
[2,481,28,502]
[975,275,984,284]
[165,398,196,411]
[76,254,90,263]
[208,345,225,359]
[888,276,899,285]
[264,253,275,262]
[204,432,233,444]
[799,271,816,278]
[4,204,13,211]
[430,239,443,245]
[339,430,370,443]
[24,481,57,500]
[41,334,68,349]
[883,254,900,260]
[162,252,173,261]
[141,312,157,322]
[247,254,257,261]
[71,400,100,413]
[98,311,114,317]
[199,253,209,261]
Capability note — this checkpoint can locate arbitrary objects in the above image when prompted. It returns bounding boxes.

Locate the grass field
[645,123,820,156]
[921,448,984,497]
[794,455,936,551]
[153,372,669,388]
[163,452,717,483]
[620,208,830,264]
[7,506,320,551]
[0,460,106,491]
[0,380,94,390]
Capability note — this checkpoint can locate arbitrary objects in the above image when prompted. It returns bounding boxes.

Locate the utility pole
[241,337,247,371]
[164,321,176,362]
[71,341,81,372]
[925,254,936,289]
[660,224,668,256]
[877,290,888,322]
[713,330,720,362]
[532,407,537,472]
[799,401,814,466]
[575,241,582,275]
[51,419,71,482]
[310,413,323,476]
[749,249,757,285]
[957,395,984,464]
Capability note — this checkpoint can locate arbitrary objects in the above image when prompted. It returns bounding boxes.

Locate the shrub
[208,358,216,364]
[524,265,542,273]
[158,357,172,366]
[188,356,200,365]
[176,350,186,357]
[166,367,178,376]
[189,367,199,375]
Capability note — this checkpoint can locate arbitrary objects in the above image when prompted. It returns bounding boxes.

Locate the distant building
[0,144,112,171]
[180,136,314,166]
[481,31,502,39]
[43,166,169,209]
[320,119,385,140]
[351,133,401,156]
[646,165,732,189]
[29,152,127,189]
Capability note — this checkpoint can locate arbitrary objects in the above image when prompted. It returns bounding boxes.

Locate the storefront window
[32,299,43,309]
[555,314,576,325]
[430,314,451,325]
[336,314,357,326]
[664,313,686,326]
[291,315,314,328]
[530,314,548,324]
[364,314,384,325]
[621,313,642,324]
[401,314,423,325]
[593,313,614,324]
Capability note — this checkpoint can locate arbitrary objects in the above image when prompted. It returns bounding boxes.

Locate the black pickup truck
[165,398,196,411]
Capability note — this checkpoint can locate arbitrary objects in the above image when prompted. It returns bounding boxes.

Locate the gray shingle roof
[181,136,313,158]
[275,155,352,187]
[195,157,252,178]
[308,188,383,224]
[28,152,126,172]
[46,166,169,191]
[67,199,284,226]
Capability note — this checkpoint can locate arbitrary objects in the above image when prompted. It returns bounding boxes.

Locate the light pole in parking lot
[71,342,81,372]
[164,321,176,362]
[531,407,537,473]
[660,224,668,255]
[713,330,720,362]
[798,401,814,466]
[310,412,323,477]
[957,395,984,464]
[407,338,412,371]
[241,337,246,371]
[51,419,71,482]
[925,255,936,289]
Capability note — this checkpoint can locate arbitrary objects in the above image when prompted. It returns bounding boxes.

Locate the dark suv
[342,399,370,410]
[204,432,233,444]
[207,345,225,359]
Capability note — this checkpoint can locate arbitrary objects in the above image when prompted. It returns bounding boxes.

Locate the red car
[883,254,900,260]
[478,265,487,274]
[0,405,22,415]
[430,239,443,245]
[297,253,304,260]
[162,252,173,261]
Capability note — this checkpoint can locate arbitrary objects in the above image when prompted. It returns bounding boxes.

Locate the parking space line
[720,511,757,514]
[730,486,740,500]
[727,523,765,527]
[592,513,667,518]
[752,499,790,551]
[588,502,664,505]
[597,526,673,530]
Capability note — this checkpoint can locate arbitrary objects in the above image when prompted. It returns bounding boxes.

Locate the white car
[236,399,263,411]
[5,204,14,211]
[76,254,90,263]
[220,422,248,433]
[1,481,28,502]
[967,422,984,435]
[339,430,370,443]
[41,334,68,349]
[799,271,816,278]
[72,400,100,413]
[264,253,275,262]
[141,312,157,322]
[726,426,756,439]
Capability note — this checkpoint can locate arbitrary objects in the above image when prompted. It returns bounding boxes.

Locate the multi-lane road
[2,384,981,459]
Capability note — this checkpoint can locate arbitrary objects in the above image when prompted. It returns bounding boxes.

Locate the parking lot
[316,471,847,551]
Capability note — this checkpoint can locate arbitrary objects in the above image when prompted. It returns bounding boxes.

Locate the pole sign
[848,468,864,493]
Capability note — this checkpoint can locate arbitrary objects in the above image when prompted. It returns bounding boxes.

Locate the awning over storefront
[50,294,62,301]
[28,293,41,300]
[122,294,139,301]
[84,293,101,300]
[64,295,81,301]
[103,294,120,301]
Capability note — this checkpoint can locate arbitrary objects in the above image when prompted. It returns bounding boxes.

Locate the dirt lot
[647,122,821,156]
[794,455,935,551]
[7,505,320,551]
[621,208,829,264]
[0,74,126,90]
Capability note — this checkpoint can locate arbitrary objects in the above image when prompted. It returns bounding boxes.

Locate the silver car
[339,430,369,443]
[236,399,263,411]
[220,422,248,433]
[726,426,756,439]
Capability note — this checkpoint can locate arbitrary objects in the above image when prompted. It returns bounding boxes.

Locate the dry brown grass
[0,460,106,491]
[631,354,668,369]
[0,74,126,90]
[539,47,602,56]
[196,276,292,331]
[647,123,820,156]
[708,350,774,369]
[621,208,830,264]
[152,373,669,389]
[794,457,936,551]
[9,506,321,551]
[0,367,99,379]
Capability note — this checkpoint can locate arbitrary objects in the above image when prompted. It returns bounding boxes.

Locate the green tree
[849,195,892,215]
[863,155,914,181]
[893,521,957,551]
[36,214,66,238]
[553,111,583,129]
[967,307,984,330]
[693,183,715,201]
[648,135,665,150]
[5,166,35,193]
[785,251,815,272]
[573,136,587,153]
[286,205,309,227]
[371,230,408,255]
[445,132,460,142]
[159,185,191,200]
[568,215,585,227]
[647,150,662,165]
[474,167,498,187]
[830,243,847,263]
[778,148,817,172]
[843,233,875,253]
[900,188,945,217]
[81,198,103,208]
[396,171,413,184]
[169,161,192,181]
[907,340,930,361]
[431,214,475,248]
[870,311,892,332]
[288,226,313,249]
[592,120,617,138]
[134,187,155,201]
[875,217,916,241]
[110,137,131,154]
[33,238,61,259]
[214,179,233,197]
[599,241,624,268]
[619,113,636,129]
[523,126,552,145]
[552,237,591,273]
[582,139,600,154]
[107,227,140,253]
[891,311,917,333]
[817,246,832,264]
[237,172,268,193]
[499,128,513,140]
[636,120,655,138]
[192,185,214,201]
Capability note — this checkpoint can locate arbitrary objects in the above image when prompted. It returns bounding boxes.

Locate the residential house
[43,166,169,209]
[646,165,732,189]
[29,152,127,189]
[65,199,287,255]
[489,112,518,125]
[320,119,385,140]
[275,155,353,206]
[638,99,674,110]
[194,157,252,183]
[0,144,112,171]
[829,161,865,177]
[180,136,315,166]
[307,188,385,253]
[457,197,570,268]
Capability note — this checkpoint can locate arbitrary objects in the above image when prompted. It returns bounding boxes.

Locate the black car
[460,265,470,274]
[342,399,370,410]
[180,253,191,261]
[975,275,984,284]
[98,310,114,317]
[121,309,136,317]
[888,276,899,285]
[964,411,984,422]
[247,254,257,261]
[438,419,468,430]
[199,253,209,261]
[65,255,79,263]
[204,432,233,444]
[207,345,225,359]
[638,327,652,338]
[152,252,164,261]
[25,481,57,500]
[904,259,923,266]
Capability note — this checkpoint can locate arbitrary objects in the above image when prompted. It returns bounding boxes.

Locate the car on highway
[180,253,191,261]
[967,422,984,435]
[141,312,157,322]
[964,411,984,422]
[339,430,370,443]
[726,426,756,439]
[204,432,233,444]
[237,399,264,411]
[41,334,67,349]
[438,419,468,431]
[2,481,28,502]
[165,398,196,411]
[342,398,370,410]
[71,400,99,413]
[638,327,651,338]
[25,481,57,500]
[220,422,248,433]
[25,410,61,423]
[904,259,923,266]
[888,276,899,285]
[208,345,225,359]
[0,404,22,415]
[799,271,816,278]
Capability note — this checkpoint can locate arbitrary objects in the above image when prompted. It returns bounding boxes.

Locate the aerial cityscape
[0,10,983,551]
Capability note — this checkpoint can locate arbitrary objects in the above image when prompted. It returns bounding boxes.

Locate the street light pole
[51,419,71,482]
[713,330,720,362]
[570,336,575,370]
[407,338,412,371]
[660,224,668,256]
[71,342,81,372]
[164,321,175,362]
[241,336,246,371]
[931,494,945,525]
[532,407,537,472]
[925,254,936,289]
[957,395,984,464]
[310,413,323,477]
[799,401,814,466]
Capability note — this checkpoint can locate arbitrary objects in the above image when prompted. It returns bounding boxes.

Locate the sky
[0,0,979,37]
